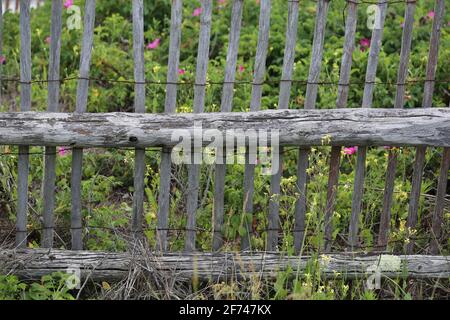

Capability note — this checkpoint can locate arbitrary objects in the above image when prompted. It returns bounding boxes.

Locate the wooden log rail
[0,108,449,148]
[1,249,448,282]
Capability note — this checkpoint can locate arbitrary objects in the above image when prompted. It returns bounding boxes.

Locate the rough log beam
[0,109,449,148]
[0,249,448,282]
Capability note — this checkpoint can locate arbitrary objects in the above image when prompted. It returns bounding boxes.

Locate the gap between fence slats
[324,0,358,253]
[348,1,387,250]
[157,0,182,252]
[294,0,329,254]
[71,0,96,251]
[378,0,416,250]
[406,0,445,254]
[267,0,299,252]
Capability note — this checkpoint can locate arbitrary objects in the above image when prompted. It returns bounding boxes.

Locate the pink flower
[343,146,358,155]
[426,11,435,19]
[58,147,69,157]
[238,65,245,73]
[400,22,405,28]
[0,56,6,65]
[192,7,202,17]
[218,0,226,4]
[359,38,371,52]
[63,0,73,9]
[45,36,51,44]
[178,68,186,75]
[146,38,160,50]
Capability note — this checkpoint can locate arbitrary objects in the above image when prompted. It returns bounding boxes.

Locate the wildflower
[146,38,160,50]
[63,0,73,9]
[45,36,51,44]
[426,11,435,19]
[58,147,69,157]
[343,146,358,155]
[217,0,226,5]
[178,68,186,75]
[383,146,393,150]
[238,65,245,73]
[359,38,371,52]
[192,7,202,17]
[0,55,6,65]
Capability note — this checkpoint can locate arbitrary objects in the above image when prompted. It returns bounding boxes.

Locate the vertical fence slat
[406,0,445,254]
[0,1,3,106]
[266,0,299,252]
[323,1,358,253]
[42,0,62,248]
[213,0,244,251]
[157,0,182,252]
[16,0,31,248]
[241,0,271,251]
[294,0,329,254]
[348,1,387,250]
[71,0,96,250]
[185,0,212,252]
[378,0,416,250]
[131,0,146,241]
[430,148,450,254]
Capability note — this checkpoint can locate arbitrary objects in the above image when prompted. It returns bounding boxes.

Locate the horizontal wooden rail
[1,109,449,148]
[1,249,448,282]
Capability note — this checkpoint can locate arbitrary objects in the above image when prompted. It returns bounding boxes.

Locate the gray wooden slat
[242,0,270,251]
[304,0,329,110]
[378,0,416,250]
[430,148,450,254]
[186,0,212,252]
[214,0,244,251]
[4,109,449,147]
[406,0,445,254]
[0,1,3,106]
[42,0,63,248]
[348,1,387,250]
[294,0,329,254]
[157,0,182,252]
[267,0,299,252]
[131,0,146,242]
[16,0,31,248]
[71,0,96,251]
[324,0,358,253]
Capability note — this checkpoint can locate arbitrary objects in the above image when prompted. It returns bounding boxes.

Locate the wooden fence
[0,0,449,281]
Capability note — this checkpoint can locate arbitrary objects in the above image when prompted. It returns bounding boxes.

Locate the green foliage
[0,273,75,300]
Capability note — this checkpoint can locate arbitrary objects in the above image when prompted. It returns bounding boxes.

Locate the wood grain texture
[157,0,182,252]
[186,0,213,252]
[71,0,96,251]
[42,0,63,248]
[16,0,31,248]
[131,0,146,241]
[304,0,329,110]
[324,1,358,252]
[406,0,445,254]
[214,0,244,251]
[243,0,271,251]
[1,109,449,148]
[2,249,449,281]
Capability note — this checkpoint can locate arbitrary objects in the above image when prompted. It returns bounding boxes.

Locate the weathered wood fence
[0,0,449,281]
